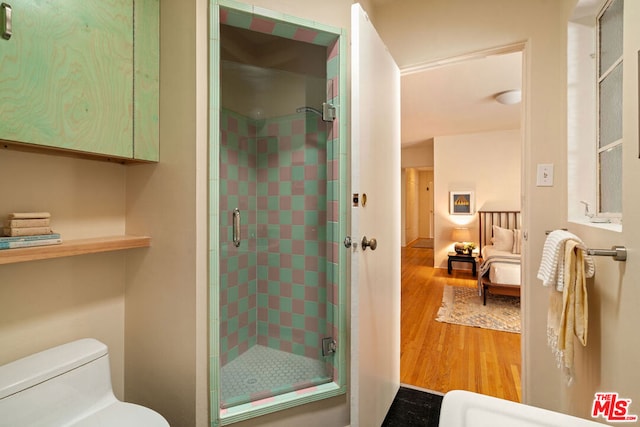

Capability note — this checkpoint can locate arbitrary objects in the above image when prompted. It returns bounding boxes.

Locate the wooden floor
[400,244,522,402]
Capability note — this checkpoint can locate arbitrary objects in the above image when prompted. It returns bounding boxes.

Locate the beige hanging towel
[546,239,589,385]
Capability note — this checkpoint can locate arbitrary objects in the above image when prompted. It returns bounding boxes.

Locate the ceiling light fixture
[495,89,521,105]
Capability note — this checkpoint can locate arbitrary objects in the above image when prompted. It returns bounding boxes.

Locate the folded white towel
[537,230,595,291]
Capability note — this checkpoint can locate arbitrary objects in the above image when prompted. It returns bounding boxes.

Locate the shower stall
[211,2,347,423]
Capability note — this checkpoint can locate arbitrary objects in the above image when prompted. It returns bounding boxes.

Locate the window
[597,0,623,215]
[567,0,624,226]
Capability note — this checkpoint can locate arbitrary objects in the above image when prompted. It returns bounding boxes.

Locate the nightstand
[447,252,477,276]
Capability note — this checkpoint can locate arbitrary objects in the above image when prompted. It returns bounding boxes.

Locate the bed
[477,210,522,305]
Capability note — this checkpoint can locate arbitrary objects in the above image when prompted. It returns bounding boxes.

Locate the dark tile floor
[382,386,444,427]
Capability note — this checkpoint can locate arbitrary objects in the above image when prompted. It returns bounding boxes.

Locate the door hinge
[322,337,337,356]
[322,102,336,122]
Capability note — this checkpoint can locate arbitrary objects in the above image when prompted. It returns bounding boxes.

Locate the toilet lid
[69,401,170,427]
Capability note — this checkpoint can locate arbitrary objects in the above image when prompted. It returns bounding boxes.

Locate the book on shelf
[0,238,62,250]
[4,218,51,228]
[0,233,61,243]
[7,212,51,219]
[3,226,52,237]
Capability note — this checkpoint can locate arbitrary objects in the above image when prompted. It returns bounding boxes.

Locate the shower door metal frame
[209,1,348,425]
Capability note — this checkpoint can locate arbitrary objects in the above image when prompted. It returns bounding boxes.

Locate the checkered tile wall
[220,108,335,366]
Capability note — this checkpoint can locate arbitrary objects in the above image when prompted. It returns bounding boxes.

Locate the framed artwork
[450,191,474,215]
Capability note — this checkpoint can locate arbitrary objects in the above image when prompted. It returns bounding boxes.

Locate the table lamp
[451,227,471,254]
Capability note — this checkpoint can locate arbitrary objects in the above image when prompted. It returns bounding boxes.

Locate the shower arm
[296,103,336,122]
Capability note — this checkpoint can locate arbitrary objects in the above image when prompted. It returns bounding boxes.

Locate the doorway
[399,48,524,401]
[404,167,434,252]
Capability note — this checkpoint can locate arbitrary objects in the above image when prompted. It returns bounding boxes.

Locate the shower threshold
[220,345,332,409]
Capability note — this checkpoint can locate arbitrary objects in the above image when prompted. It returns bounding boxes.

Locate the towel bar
[545,229,567,234]
[586,246,627,262]
[544,231,627,262]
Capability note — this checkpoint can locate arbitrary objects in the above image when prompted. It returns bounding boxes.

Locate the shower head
[296,106,323,118]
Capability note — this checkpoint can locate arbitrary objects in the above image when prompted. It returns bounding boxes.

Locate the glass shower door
[211,4,347,423]
[218,24,336,409]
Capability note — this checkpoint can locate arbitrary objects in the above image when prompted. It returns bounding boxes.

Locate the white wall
[433,130,521,268]
[0,150,128,397]
[401,140,434,169]
[124,0,209,425]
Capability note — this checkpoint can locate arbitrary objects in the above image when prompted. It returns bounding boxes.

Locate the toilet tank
[0,338,120,426]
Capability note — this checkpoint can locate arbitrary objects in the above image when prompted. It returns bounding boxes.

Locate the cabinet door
[0,0,133,158]
[133,0,159,161]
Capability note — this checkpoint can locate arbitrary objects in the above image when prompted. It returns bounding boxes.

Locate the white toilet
[0,338,170,426]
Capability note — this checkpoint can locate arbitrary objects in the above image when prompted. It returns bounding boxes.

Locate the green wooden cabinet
[133,0,160,162]
[0,0,158,161]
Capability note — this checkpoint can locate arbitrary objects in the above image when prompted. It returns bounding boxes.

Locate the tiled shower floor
[220,345,332,408]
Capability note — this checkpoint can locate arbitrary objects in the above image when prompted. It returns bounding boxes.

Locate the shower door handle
[232,208,241,247]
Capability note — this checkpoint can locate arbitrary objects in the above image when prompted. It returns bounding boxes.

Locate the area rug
[411,238,434,249]
[436,285,521,333]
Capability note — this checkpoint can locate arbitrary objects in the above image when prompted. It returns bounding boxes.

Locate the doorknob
[361,236,377,251]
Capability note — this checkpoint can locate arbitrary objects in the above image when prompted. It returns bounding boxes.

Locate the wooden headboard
[478,210,521,249]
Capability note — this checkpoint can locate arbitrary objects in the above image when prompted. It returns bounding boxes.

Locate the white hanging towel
[537,230,595,291]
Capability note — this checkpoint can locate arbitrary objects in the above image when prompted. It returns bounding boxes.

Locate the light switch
[536,164,554,186]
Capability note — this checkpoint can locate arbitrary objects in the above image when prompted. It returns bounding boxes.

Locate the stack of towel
[537,230,595,385]
[0,212,61,249]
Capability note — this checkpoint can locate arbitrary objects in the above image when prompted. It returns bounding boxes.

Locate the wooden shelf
[0,235,151,265]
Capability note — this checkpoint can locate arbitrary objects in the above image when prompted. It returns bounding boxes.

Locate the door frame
[398,41,528,398]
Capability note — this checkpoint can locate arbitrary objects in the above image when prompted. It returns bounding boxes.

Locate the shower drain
[245,378,258,385]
